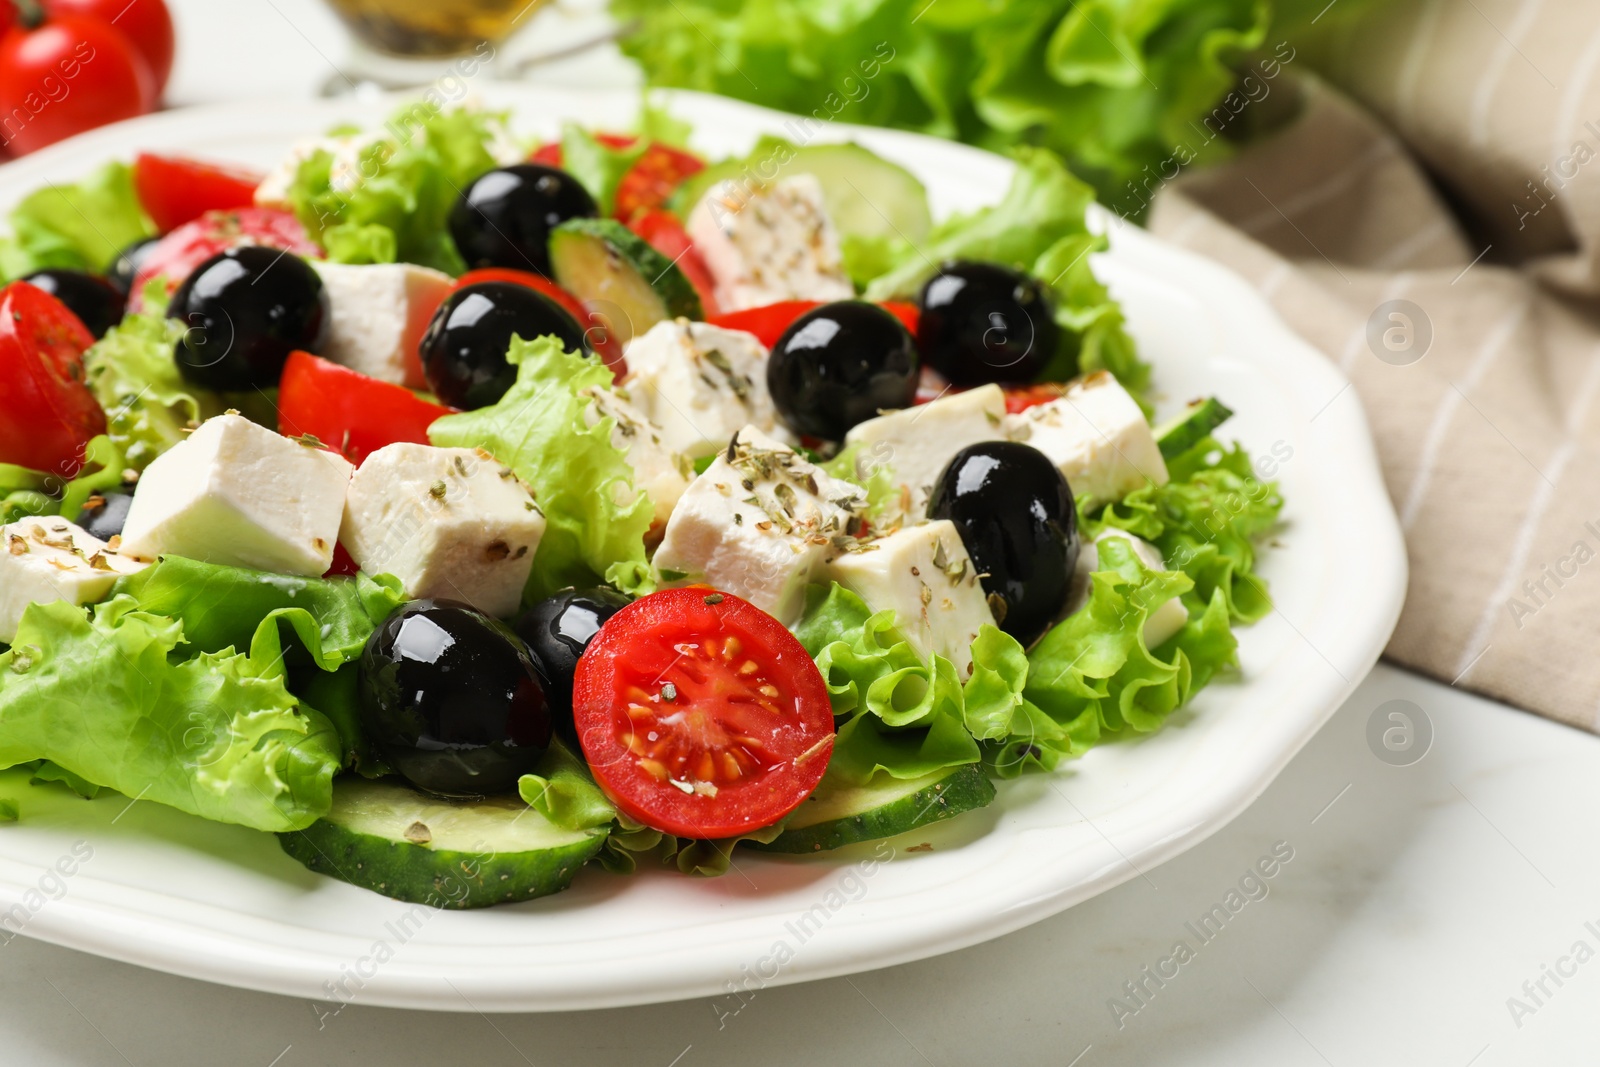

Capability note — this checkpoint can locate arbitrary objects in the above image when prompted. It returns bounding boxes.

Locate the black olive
[766,301,919,440]
[22,269,124,339]
[77,491,135,541]
[167,246,327,390]
[359,600,553,797]
[917,261,1061,386]
[513,586,631,745]
[419,281,588,409]
[108,235,160,297]
[448,164,598,276]
[928,441,1078,646]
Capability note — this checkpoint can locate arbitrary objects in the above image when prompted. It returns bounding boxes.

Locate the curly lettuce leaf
[0,161,155,282]
[83,311,223,471]
[429,335,656,601]
[0,597,341,831]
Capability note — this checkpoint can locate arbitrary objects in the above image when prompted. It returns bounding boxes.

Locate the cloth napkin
[1146,0,1600,732]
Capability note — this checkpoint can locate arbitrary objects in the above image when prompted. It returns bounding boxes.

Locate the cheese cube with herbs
[1065,530,1189,649]
[621,319,777,459]
[843,384,1007,522]
[311,261,454,388]
[119,414,352,577]
[652,426,866,624]
[581,384,694,532]
[686,175,855,312]
[0,519,147,643]
[822,520,994,676]
[340,443,545,618]
[1003,372,1167,505]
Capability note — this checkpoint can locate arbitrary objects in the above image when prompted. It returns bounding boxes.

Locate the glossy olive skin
[928,442,1078,647]
[22,269,125,339]
[419,281,588,409]
[108,235,159,296]
[513,586,631,745]
[77,491,134,541]
[917,261,1061,386]
[448,164,598,276]
[766,301,919,440]
[167,246,327,390]
[360,600,553,797]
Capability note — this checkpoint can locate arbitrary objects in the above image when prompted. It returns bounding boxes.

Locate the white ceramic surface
[0,86,1407,1012]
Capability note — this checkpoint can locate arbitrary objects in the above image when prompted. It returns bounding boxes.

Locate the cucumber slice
[549,218,702,345]
[1154,397,1234,458]
[278,778,606,909]
[754,764,995,854]
[674,139,933,246]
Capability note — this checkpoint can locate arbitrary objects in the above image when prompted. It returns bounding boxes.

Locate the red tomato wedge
[530,135,706,221]
[627,209,720,318]
[454,267,626,372]
[0,282,103,474]
[129,207,319,312]
[134,153,264,233]
[573,587,834,839]
[1001,382,1071,414]
[708,300,920,350]
[278,351,455,466]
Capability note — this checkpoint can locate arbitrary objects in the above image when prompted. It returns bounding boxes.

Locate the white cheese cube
[822,520,994,677]
[843,384,1007,522]
[340,443,546,618]
[1064,530,1189,649]
[652,426,866,624]
[686,175,855,312]
[581,384,693,534]
[0,519,147,643]
[311,261,452,389]
[621,319,776,459]
[119,414,353,577]
[1003,372,1167,505]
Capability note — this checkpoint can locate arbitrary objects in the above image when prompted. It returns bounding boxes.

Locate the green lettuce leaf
[29,761,104,800]
[83,311,223,471]
[429,335,656,601]
[0,161,154,282]
[0,597,341,831]
[560,124,646,217]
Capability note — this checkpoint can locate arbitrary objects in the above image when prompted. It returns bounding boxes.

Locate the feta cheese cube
[686,175,855,312]
[1003,372,1167,505]
[1065,530,1189,649]
[311,262,453,388]
[581,384,693,534]
[652,426,865,624]
[822,520,994,676]
[340,443,545,618]
[0,519,147,643]
[621,319,776,459]
[843,384,1007,522]
[118,414,353,577]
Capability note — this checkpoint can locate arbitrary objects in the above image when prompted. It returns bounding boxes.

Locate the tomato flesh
[1002,382,1071,414]
[573,588,834,839]
[0,282,103,474]
[134,153,263,233]
[129,207,319,312]
[529,135,704,222]
[709,300,919,349]
[278,351,454,466]
[627,210,720,318]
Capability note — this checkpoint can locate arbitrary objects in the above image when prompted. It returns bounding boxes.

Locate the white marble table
[4,2,1596,1062]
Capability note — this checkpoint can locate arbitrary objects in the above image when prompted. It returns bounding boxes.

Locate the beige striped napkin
[1146,1,1600,732]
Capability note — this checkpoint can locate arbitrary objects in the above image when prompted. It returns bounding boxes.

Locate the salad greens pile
[0,161,155,282]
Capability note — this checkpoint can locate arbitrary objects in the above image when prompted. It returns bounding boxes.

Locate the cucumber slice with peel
[1154,397,1234,458]
[754,763,995,854]
[278,778,606,909]
[549,218,702,346]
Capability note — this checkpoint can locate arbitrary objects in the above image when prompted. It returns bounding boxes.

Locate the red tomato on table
[129,207,320,311]
[278,351,455,467]
[134,154,264,233]
[0,281,103,475]
[0,13,155,156]
[708,300,920,349]
[45,0,174,96]
[573,587,834,839]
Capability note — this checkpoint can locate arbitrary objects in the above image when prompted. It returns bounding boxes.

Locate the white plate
[0,87,1405,1012]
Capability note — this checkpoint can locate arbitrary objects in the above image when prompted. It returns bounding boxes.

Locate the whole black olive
[108,236,160,297]
[77,491,135,541]
[22,269,124,339]
[917,261,1061,385]
[167,246,327,390]
[513,586,631,745]
[419,281,588,409]
[928,441,1078,646]
[360,600,553,797]
[766,301,919,440]
[448,164,598,276]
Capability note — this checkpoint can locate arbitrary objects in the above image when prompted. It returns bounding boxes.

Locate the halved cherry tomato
[708,300,920,350]
[278,351,455,467]
[1001,382,1071,414]
[129,207,319,311]
[134,153,264,234]
[454,267,626,372]
[531,136,705,221]
[626,209,720,318]
[573,587,834,839]
[0,282,103,474]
